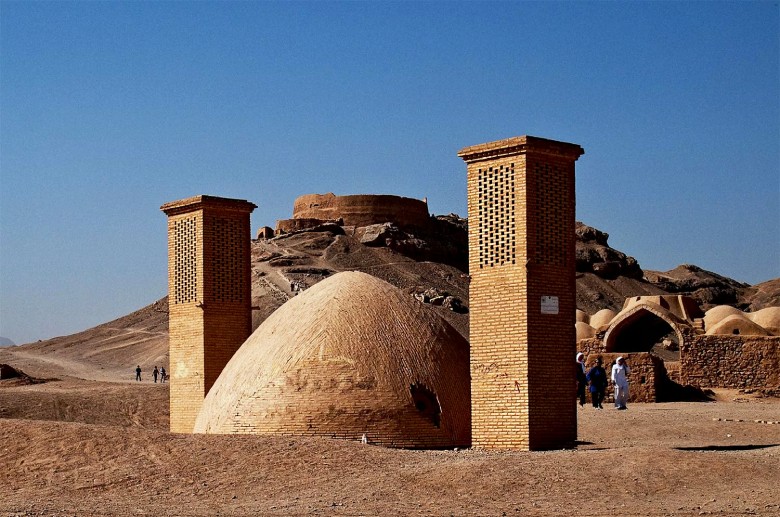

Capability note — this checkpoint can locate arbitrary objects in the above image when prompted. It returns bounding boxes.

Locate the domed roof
[706,314,770,336]
[703,305,742,331]
[194,271,471,448]
[576,310,589,324]
[575,321,596,341]
[590,308,617,329]
[746,307,780,335]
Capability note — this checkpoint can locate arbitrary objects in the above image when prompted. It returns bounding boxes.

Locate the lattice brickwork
[173,217,198,304]
[532,162,567,267]
[208,217,246,304]
[477,163,516,268]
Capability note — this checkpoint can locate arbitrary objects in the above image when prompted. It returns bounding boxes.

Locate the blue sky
[1,1,778,344]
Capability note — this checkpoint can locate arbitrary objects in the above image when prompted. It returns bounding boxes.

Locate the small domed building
[194,271,471,448]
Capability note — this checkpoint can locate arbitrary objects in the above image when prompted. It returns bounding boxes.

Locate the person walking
[576,352,587,407]
[587,357,608,409]
[160,366,167,383]
[611,356,630,410]
[135,365,142,382]
[153,366,159,383]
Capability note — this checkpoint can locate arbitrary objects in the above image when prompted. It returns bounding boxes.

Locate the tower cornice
[458,135,584,164]
[160,195,257,217]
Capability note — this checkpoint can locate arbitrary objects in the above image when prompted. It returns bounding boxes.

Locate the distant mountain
[0,336,16,347]
[3,215,777,377]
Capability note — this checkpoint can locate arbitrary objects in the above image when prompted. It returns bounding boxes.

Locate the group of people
[576,353,630,410]
[134,365,167,383]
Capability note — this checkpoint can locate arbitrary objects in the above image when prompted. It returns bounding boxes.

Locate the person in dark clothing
[576,352,587,407]
[587,357,608,409]
[153,366,159,383]
[135,365,142,382]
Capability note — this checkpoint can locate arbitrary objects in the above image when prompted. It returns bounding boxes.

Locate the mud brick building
[577,297,780,402]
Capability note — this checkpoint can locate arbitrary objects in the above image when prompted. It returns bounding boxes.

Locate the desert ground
[1,350,779,517]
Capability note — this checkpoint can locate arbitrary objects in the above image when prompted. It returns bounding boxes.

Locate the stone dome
[706,314,770,336]
[590,308,617,329]
[746,307,780,336]
[194,271,471,449]
[575,321,596,341]
[575,309,589,324]
[703,305,743,331]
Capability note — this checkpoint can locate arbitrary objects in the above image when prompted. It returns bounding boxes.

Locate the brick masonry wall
[525,153,577,449]
[461,136,583,450]
[167,209,206,433]
[680,335,780,389]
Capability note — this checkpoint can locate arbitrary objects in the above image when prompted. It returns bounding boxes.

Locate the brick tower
[161,195,256,433]
[458,136,584,450]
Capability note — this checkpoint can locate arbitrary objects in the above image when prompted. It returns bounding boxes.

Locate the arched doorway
[604,306,684,358]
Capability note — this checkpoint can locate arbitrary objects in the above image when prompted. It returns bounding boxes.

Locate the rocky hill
[3,214,776,380]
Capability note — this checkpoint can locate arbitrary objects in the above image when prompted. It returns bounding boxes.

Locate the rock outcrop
[575,222,643,279]
[644,264,750,310]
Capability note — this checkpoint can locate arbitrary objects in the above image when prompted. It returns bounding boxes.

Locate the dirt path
[1,348,134,382]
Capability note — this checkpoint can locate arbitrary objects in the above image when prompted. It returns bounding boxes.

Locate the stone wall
[276,217,337,234]
[680,335,780,389]
[286,193,430,230]
[577,336,664,403]
[577,337,603,357]
[582,352,662,404]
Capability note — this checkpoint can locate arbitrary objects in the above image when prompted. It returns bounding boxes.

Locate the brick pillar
[458,136,584,450]
[161,195,256,433]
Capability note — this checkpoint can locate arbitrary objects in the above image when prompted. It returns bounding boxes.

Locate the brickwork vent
[533,162,567,267]
[173,217,198,304]
[410,382,441,428]
[477,163,516,268]
[208,217,246,303]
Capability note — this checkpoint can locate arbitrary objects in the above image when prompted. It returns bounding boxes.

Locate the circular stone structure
[289,193,430,229]
[194,271,471,449]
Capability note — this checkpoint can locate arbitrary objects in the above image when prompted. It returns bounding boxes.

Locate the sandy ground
[1,357,779,517]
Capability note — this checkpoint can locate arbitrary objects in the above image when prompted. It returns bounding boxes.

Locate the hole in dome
[410,382,441,428]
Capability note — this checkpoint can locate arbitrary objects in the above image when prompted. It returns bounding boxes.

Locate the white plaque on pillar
[541,296,559,314]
